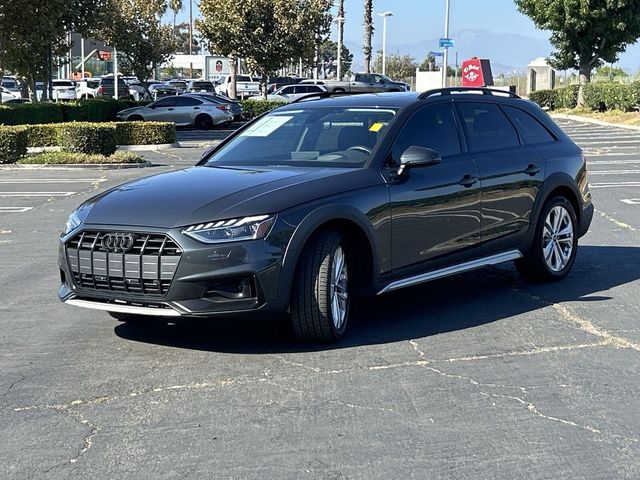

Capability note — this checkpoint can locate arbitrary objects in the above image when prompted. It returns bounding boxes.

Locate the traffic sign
[429,51,444,57]
[439,38,455,48]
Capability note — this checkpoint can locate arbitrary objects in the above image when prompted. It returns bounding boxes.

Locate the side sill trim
[377,250,523,295]
[65,298,182,317]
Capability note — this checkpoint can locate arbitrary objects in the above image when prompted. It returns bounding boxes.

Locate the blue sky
[171,0,639,69]
[171,0,547,42]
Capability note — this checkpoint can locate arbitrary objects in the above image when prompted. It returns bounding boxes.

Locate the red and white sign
[462,59,485,87]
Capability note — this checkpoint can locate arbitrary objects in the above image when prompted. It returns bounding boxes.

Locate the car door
[145,97,180,122]
[172,96,205,125]
[387,102,482,271]
[352,74,376,92]
[455,101,545,247]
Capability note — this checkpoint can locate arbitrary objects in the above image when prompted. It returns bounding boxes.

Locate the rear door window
[456,102,520,152]
[502,106,556,145]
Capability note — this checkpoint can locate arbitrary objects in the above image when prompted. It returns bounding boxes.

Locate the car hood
[83,165,382,229]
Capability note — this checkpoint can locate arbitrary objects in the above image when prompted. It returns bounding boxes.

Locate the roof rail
[289,91,367,104]
[418,87,521,100]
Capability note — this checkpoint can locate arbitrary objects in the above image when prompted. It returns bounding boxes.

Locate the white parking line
[0,192,76,197]
[590,182,640,189]
[0,178,105,184]
[589,170,640,175]
[588,159,640,164]
[0,207,33,213]
[621,199,640,205]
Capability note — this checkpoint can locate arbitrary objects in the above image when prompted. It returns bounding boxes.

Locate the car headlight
[64,211,82,235]
[182,215,275,244]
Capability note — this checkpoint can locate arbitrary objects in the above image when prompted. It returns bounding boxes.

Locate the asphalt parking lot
[1,119,639,479]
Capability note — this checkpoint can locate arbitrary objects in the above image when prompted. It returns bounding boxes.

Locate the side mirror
[398,146,441,175]
[379,79,385,84]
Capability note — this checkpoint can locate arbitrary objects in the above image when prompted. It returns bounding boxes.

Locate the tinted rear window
[503,106,556,145]
[54,81,74,87]
[237,76,253,82]
[456,102,520,152]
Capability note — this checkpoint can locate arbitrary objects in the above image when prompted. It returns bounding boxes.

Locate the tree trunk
[229,56,237,100]
[363,0,373,73]
[577,64,592,108]
[338,0,344,77]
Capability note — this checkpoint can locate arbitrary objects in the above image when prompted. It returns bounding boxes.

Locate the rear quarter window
[456,102,520,153]
[502,105,557,145]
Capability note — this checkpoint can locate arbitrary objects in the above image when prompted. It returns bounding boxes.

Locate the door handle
[524,164,540,176]
[167,108,174,111]
[458,174,478,187]
[194,107,200,110]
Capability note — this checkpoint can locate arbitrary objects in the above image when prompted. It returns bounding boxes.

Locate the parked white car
[75,79,100,99]
[1,86,22,102]
[252,84,327,102]
[52,80,77,101]
[215,75,260,98]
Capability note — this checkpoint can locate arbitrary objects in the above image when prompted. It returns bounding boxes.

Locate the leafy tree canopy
[373,52,417,80]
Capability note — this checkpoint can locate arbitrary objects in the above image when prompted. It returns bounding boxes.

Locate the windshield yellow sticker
[369,122,384,132]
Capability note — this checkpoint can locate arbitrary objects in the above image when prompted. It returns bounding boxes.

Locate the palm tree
[169,0,183,39]
[363,0,374,73]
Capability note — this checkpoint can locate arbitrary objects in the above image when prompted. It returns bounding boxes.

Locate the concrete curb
[1,161,153,170]
[551,114,640,132]
[117,143,181,151]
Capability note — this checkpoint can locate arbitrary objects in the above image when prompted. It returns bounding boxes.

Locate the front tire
[516,196,578,281]
[291,230,350,343]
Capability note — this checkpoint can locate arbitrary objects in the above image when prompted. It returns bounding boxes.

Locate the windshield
[204,107,396,169]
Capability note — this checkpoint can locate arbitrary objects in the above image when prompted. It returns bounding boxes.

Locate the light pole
[442,0,451,87]
[334,16,344,80]
[378,11,393,76]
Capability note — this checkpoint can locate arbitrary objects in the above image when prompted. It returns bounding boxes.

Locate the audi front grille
[65,231,182,296]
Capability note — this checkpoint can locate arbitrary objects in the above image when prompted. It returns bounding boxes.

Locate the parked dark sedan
[59,89,593,343]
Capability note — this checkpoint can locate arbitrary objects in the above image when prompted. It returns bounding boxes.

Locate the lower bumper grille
[66,231,182,296]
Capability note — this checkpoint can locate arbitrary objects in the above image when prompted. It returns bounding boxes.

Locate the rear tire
[195,114,214,130]
[291,230,350,343]
[516,196,578,281]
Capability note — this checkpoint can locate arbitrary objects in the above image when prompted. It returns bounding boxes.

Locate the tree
[363,0,374,73]
[173,22,200,54]
[419,54,437,72]
[373,52,416,80]
[197,0,332,99]
[0,0,109,100]
[515,0,640,106]
[168,0,183,40]
[318,39,353,79]
[594,65,627,79]
[99,0,175,80]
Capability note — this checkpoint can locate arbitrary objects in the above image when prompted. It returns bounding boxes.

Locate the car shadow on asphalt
[114,245,639,353]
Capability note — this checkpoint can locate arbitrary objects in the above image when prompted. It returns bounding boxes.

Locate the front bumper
[58,225,290,318]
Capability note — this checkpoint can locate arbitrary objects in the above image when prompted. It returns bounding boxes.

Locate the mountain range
[345,29,640,75]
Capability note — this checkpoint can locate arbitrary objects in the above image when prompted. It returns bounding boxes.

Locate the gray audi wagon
[59,88,594,343]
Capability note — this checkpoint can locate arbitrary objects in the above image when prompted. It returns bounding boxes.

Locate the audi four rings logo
[101,233,136,252]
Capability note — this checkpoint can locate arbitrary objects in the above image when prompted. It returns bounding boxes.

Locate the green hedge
[17,151,144,165]
[0,98,148,126]
[529,82,640,112]
[583,82,640,111]
[115,122,176,145]
[0,126,28,164]
[0,103,64,125]
[58,123,117,155]
[24,124,60,147]
[239,99,289,119]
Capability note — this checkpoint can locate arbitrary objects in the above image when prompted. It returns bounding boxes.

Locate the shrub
[239,99,289,119]
[528,89,558,110]
[115,122,176,145]
[0,103,64,125]
[24,124,60,147]
[58,123,117,155]
[583,82,640,111]
[18,151,144,165]
[0,126,28,164]
[556,85,579,109]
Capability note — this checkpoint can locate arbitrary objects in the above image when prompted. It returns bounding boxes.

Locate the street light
[378,11,393,76]
[334,16,344,80]
[442,0,451,87]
